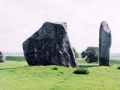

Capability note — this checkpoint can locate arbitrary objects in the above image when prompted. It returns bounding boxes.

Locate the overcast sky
[0,0,120,53]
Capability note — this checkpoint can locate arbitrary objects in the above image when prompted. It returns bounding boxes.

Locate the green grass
[73,66,90,74]
[0,57,120,90]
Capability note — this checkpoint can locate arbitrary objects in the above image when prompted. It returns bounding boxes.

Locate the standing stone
[22,22,77,67]
[0,51,6,62]
[99,21,112,66]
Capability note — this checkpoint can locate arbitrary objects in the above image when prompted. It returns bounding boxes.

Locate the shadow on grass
[78,64,99,68]
[0,66,29,70]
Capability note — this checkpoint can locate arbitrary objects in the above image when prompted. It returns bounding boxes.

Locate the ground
[0,57,120,90]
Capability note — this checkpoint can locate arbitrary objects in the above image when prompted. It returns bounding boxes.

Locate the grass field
[0,57,120,90]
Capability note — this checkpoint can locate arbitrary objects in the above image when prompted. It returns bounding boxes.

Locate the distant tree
[72,47,79,58]
[81,46,99,63]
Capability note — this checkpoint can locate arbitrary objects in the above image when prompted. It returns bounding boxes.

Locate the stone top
[101,21,111,33]
[47,22,67,31]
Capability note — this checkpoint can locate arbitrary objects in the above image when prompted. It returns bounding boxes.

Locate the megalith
[22,22,77,67]
[0,51,6,62]
[99,21,112,66]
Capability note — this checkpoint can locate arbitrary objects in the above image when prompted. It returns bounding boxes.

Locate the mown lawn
[0,57,120,90]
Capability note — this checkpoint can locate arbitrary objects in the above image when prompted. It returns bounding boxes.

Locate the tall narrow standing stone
[99,21,112,66]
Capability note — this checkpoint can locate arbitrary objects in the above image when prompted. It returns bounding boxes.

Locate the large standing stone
[99,21,112,66]
[0,51,6,62]
[22,22,77,67]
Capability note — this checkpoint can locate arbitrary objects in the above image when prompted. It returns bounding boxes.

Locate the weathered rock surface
[99,21,112,66]
[22,22,77,67]
[0,51,6,62]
